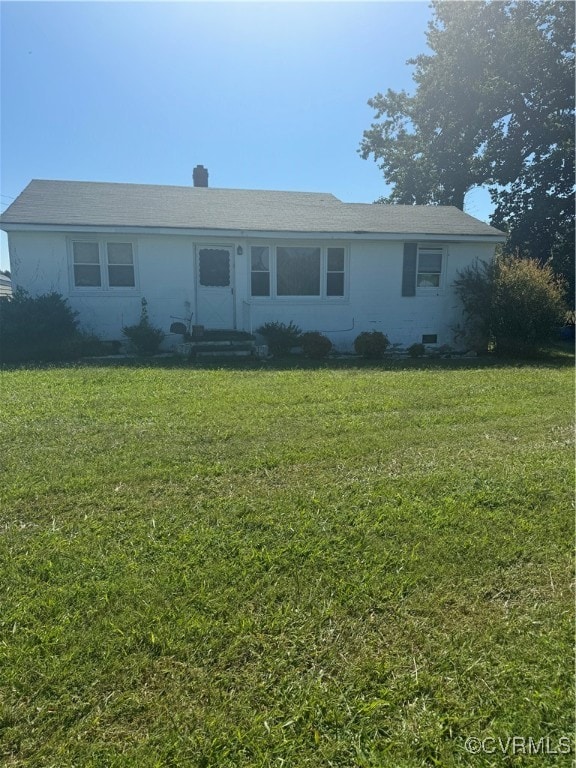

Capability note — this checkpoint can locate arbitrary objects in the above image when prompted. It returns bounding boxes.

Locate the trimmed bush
[353,330,390,359]
[454,255,567,355]
[256,321,302,356]
[122,298,165,356]
[76,335,122,357]
[406,342,426,358]
[0,288,81,363]
[301,331,332,359]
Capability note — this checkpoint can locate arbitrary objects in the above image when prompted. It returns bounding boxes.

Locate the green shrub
[353,330,390,359]
[75,334,123,357]
[256,321,302,356]
[406,342,426,358]
[122,298,165,356]
[429,344,454,359]
[300,331,332,359]
[0,288,81,363]
[454,255,567,355]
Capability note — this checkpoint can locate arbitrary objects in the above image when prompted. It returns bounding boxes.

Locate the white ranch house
[0,169,506,351]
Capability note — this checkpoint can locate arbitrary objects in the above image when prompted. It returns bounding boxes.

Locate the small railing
[241,300,252,334]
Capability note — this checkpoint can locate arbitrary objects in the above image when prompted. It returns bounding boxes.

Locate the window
[73,241,101,287]
[277,247,320,296]
[199,248,230,287]
[250,244,347,299]
[417,246,443,288]
[422,334,438,344]
[250,246,270,296]
[71,239,136,290]
[107,243,135,287]
[327,248,345,297]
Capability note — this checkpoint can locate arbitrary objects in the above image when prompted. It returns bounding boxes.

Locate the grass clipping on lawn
[0,362,573,767]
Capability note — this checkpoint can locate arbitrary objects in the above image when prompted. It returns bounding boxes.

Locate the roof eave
[0,221,507,243]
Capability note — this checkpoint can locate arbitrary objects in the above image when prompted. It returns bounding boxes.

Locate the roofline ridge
[25,178,340,198]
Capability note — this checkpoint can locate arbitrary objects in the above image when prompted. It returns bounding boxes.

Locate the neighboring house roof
[0,179,506,239]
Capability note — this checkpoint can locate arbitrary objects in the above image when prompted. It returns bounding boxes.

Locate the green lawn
[1,358,574,767]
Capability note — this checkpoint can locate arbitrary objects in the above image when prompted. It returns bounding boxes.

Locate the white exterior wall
[7,230,497,351]
[8,231,235,343]
[244,239,496,350]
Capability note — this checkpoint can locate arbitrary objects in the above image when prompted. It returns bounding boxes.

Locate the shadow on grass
[4,342,573,373]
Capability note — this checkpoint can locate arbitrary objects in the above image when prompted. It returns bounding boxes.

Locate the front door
[196,246,235,328]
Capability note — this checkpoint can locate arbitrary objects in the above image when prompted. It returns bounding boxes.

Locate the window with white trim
[417,246,443,288]
[326,248,345,296]
[107,242,135,287]
[250,246,270,297]
[250,244,346,299]
[277,247,320,296]
[71,240,136,290]
[73,241,101,287]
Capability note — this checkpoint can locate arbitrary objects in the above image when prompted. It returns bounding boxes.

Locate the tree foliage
[360,1,575,293]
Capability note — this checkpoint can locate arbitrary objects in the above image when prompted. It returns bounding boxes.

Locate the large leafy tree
[360,0,575,294]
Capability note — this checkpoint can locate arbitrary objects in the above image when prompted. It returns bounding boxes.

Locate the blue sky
[0,1,492,271]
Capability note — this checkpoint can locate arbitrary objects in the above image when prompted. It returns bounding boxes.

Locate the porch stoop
[175,330,262,360]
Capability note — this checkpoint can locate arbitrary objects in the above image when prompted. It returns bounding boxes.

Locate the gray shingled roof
[0,179,505,238]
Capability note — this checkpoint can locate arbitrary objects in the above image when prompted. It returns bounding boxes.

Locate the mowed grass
[0,359,573,767]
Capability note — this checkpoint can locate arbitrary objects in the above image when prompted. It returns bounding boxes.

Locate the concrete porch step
[174,328,260,359]
[195,349,254,359]
[175,338,258,358]
[189,329,256,343]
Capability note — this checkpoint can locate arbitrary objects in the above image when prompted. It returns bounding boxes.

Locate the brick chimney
[193,165,209,187]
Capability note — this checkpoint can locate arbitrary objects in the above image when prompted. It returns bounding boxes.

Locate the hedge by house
[0,289,82,363]
[454,254,567,355]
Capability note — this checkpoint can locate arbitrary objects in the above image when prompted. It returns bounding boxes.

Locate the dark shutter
[402,243,417,296]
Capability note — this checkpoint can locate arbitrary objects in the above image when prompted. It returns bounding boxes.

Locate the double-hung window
[402,243,446,296]
[250,245,346,299]
[326,248,345,297]
[73,242,102,287]
[417,246,443,288]
[71,240,136,290]
[250,246,271,297]
[107,243,135,287]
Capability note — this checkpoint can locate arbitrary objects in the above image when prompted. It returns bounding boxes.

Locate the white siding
[245,240,496,350]
[8,230,496,350]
